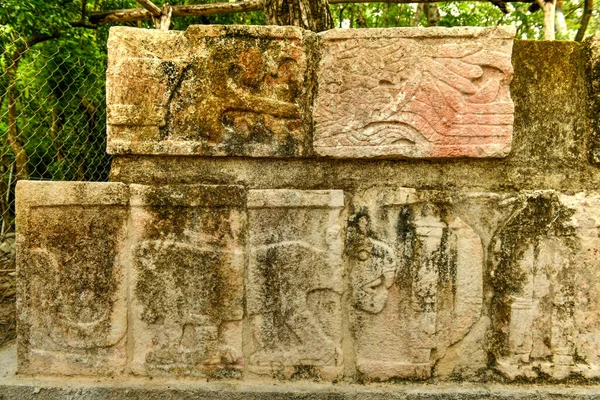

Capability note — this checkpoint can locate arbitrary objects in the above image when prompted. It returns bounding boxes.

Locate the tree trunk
[383,2,389,27]
[575,0,593,42]
[539,0,556,40]
[5,54,29,181]
[412,3,424,26]
[356,4,368,27]
[264,0,334,31]
[424,3,440,25]
[51,104,63,163]
[555,0,567,37]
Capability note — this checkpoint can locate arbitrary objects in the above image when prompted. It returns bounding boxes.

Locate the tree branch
[137,0,162,16]
[575,0,593,41]
[89,0,532,23]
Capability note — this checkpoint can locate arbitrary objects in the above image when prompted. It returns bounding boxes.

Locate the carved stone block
[348,188,484,380]
[314,27,515,159]
[16,181,129,375]
[129,184,246,378]
[489,192,600,381]
[107,25,316,157]
[246,189,345,379]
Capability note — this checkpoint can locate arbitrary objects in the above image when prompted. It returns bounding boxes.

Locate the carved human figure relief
[247,189,345,380]
[129,184,246,378]
[314,27,515,159]
[16,182,129,376]
[348,188,483,380]
[490,192,600,380]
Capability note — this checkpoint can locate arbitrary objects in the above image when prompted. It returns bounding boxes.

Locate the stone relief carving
[490,192,600,380]
[314,27,515,158]
[129,184,246,378]
[16,182,129,376]
[348,188,484,380]
[106,26,314,157]
[246,190,345,380]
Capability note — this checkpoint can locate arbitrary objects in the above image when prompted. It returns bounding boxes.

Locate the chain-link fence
[0,31,111,346]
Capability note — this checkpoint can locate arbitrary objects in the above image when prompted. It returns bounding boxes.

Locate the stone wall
[15,24,600,385]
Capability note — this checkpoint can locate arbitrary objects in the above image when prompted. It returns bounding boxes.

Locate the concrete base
[0,344,599,400]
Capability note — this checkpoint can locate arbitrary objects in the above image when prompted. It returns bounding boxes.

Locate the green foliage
[0,0,597,228]
[330,0,597,40]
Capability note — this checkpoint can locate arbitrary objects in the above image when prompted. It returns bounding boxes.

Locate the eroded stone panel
[16,181,129,375]
[247,190,345,380]
[107,25,316,157]
[129,184,246,378]
[348,188,484,380]
[587,34,600,163]
[490,192,600,381]
[314,27,515,159]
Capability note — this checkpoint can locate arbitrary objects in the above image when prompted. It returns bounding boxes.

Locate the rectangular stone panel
[314,27,515,159]
[489,191,600,381]
[348,187,485,380]
[586,35,600,163]
[246,189,345,380]
[129,184,246,378]
[107,25,316,158]
[16,181,129,376]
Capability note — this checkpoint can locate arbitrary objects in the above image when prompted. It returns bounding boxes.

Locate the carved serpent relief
[314,28,515,158]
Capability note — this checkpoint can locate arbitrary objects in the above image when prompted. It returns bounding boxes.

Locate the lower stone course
[1,343,600,400]
[2,346,600,400]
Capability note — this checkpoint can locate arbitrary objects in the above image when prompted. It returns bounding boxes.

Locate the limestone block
[107,25,316,157]
[586,34,600,163]
[489,192,600,381]
[16,181,129,376]
[129,184,246,378]
[246,189,345,380]
[314,27,515,158]
[348,188,484,380]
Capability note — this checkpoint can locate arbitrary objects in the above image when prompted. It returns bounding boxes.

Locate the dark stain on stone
[24,205,126,346]
[254,233,289,349]
[290,365,322,381]
[488,192,577,360]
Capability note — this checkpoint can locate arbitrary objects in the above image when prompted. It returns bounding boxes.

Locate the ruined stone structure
[8,23,600,398]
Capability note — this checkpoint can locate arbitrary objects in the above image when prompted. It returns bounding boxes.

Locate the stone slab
[106,25,316,157]
[129,184,246,378]
[489,192,600,381]
[3,343,600,400]
[246,189,345,380]
[314,26,515,158]
[348,187,485,380]
[585,34,600,163]
[15,181,129,376]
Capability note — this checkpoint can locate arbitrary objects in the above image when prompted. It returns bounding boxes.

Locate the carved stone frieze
[314,27,515,158]
[246,189,345,380]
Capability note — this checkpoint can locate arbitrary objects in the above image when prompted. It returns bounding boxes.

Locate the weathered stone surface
[16,181,129,376]
[585,34,600,163]
[110,41,595,192]
[3,342,600,400]
[490,192,600,381]
[129,184,246,378]
[106,25,317,157]
[348,188,484,380]
[246,189,345,380]
[14,27,600,390]
[314,27,515,159]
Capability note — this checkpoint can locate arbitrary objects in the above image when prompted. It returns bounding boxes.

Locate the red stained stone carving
[314,27,516,159]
